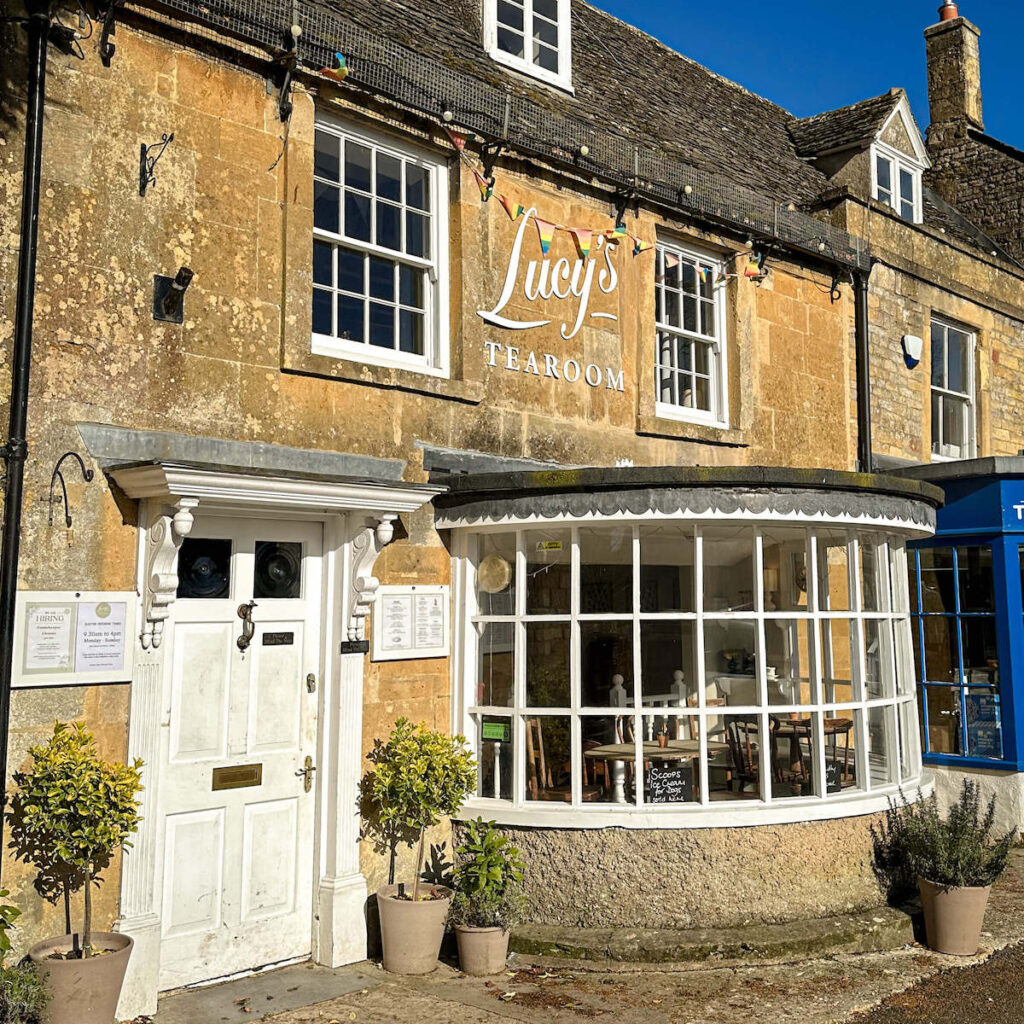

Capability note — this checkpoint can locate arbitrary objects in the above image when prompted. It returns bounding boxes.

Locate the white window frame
[451,521,927,829]
[483,0,574,93]
[871,142,924,224]
[653,240,729,429]
[311,115,450,377]
[930,316,977,462]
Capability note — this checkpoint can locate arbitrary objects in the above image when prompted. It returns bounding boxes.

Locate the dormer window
[872,143,923,223]
[484,0,573,91]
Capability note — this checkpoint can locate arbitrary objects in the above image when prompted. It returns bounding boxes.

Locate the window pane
[958,546,994,613]
[344,191,371,241]
[762,526,809,612]
[901,198,915,221]
[705,620,759,705]
[312,240,332,285]
[526,623,570,706]
[662,289,680,327]
[641,620,695,704]
[961,617,998,681]
[922,616,959,683]
[683,295,698,333]
[580,526,632,614]
[476,533,516,616]
[398,310,424,354]
[640,525,695,612]
[866,705,896,787]
[406,212,428,258]
[368,302,394,347]
[337,247,363,294]
[376,153,401,202]
[930,321,945,387]
[525,529,570,614]
[534,43,559,72]
[919,547,955,613]
[534,0,558,19]
[525,715,571,801]
[581,621,632,708]
[823,713,859,792]
[399,265,424,308]
[313,181,339,233]
[581,717,636,805]
[376,202,401,250]
[771,712,820,798]
[497,0,524,29]
[497,25,525,56]
[711,715,763,801]
[942,397,966,455]
[177,538,232,599]
[947,331,967,393]
[368,257,394,301]
[314,130,340,180]
[765,619,816,705]
[312,288,332,335]
[819,618,856,703]
[924,686,961,754]
[337,295,364,342]
[703,526,754,612]
[899,701,920,780]
[476,624,514,707]
[253,541,302,599]
[816,531,851,611]
[965,688,1003,759]
[864,619,896,698]
[858,537,889,612]
[344,142,372,191]
[534,15,558,44]
[406,164,429,211]
[476,715,512,799]
[640,718,701,803]
[876,154,892,197]
[931,393,943,454]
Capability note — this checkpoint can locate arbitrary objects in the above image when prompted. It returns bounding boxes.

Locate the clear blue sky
[591,1,1020,148]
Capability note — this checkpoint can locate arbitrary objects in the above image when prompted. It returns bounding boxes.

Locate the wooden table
[584,740,729,803]
[771,717,854,786]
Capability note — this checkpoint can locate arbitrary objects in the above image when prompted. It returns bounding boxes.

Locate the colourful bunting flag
[535,217,557,255]
[715,271,729,285]
[665,252,680,269]
[498,194,525,221]
[473,169,494,202]
[604,224,627,239]
[698,266,710,282]
[570,228,593,259]
[632,236,654,256]
[744,259,763,279]
[445,126,475,152]
[318,52,349,82]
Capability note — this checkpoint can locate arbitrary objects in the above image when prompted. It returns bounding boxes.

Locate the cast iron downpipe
[0,0,52,858]
[853,267,874,474]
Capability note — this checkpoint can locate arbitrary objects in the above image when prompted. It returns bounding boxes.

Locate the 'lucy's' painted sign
[477,207,620,340]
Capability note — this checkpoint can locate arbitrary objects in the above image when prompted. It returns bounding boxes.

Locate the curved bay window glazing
[458,520,923,822]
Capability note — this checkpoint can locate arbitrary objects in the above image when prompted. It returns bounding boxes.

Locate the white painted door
[157,517,322,991]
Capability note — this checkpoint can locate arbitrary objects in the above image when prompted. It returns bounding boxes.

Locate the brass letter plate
[211,763,263,791]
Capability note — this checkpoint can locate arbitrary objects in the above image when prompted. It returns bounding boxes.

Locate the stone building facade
[0,0,1020,1015]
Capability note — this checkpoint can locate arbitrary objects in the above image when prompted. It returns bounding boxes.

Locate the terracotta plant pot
[28,932,133,1024]
[918,876,992,955]
[454,925,510,976]
[376,885,452,974]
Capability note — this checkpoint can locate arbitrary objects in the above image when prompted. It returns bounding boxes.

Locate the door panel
[158,518,322,991]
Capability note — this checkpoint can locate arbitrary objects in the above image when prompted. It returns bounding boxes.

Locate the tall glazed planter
[7,722,143,1024]
[361,719,476,975]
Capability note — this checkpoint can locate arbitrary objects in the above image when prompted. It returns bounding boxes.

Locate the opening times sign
[14,591,136,687]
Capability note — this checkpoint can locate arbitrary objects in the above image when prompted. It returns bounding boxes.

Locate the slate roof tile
[789,90,904,157]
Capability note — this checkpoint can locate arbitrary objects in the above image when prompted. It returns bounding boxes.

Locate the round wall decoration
[477,554,512,594]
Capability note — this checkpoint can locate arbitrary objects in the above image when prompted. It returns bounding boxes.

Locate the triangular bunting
[744,258,763,279]
[570,228,593,259]
[473,169,494,202]
[665,252,680,269]
[535,217,557,255]
[604,224,627,239]
[318,52,350,82]
[498,194,525,221]
[632,236,654,256]
[445,126,475,152]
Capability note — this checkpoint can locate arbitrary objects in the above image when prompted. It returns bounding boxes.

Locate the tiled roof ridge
[792,87,904,131]
[577,0,800,123]
[967,127,1024,164]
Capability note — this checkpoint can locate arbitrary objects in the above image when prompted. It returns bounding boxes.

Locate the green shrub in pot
[448,819,527,975]
[6,721,142,1024]
[361,719,476,974]
[878,782,1015,956]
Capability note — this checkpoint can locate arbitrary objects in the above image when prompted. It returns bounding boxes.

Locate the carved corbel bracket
[347,513,398,642]
[140,497,199,650]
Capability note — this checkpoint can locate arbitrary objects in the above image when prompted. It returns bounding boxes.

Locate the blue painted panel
[934,479,1003,535]
[1000,480,1024,533]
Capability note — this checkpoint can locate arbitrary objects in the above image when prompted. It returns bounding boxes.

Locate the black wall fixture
[153,266,194,323]
[47,450,94,532]
[139,131,174,196]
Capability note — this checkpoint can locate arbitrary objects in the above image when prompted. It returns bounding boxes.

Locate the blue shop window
[911,545,1004,761]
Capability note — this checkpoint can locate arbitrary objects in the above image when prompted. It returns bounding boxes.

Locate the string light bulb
[442,109,454,123]
[578,144,589,158]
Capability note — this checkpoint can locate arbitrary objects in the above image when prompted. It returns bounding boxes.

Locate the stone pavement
[152,849,1024,1024]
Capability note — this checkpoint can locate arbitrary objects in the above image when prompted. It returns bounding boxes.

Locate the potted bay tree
[894,781,1015,955]
[361,718,476,974]
[448,818,527,976]
[7,722,142,1024]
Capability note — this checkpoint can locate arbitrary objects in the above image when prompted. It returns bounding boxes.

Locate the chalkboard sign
[826,761,841,794]
[648,762,692,803]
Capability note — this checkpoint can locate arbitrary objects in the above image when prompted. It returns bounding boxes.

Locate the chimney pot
[938,2,959,21]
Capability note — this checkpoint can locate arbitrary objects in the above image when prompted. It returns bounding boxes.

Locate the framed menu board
[372,585,450,662]
[12,591,136,687]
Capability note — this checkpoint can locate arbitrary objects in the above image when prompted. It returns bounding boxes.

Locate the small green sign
[481,722,510,742]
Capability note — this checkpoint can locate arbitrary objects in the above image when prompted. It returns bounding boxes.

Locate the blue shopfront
[897,460,1024,776]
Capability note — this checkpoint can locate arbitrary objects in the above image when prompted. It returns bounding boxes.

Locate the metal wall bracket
[140,132,173,196]
[272,49,299,122]
[153,266,194,323]
[98,0,122,66]
[48,451,94,530]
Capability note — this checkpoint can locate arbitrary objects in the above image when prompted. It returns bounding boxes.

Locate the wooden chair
[723,716,761,794]
[525,718,602,802]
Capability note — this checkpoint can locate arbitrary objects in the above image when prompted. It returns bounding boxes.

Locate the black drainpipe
[0,0,52,856]
[853,265,874,474]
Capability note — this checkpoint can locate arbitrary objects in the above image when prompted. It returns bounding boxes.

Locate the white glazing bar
[695,526,709,805]
[570,526,582,806]
[513,530,526,806]
[755,530,771,803]
[632,525,644,807]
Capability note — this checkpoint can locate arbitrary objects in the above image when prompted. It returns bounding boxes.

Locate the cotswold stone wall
[459,815,888,930]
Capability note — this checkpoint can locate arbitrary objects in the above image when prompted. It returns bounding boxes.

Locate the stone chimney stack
[925,7,984,129]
